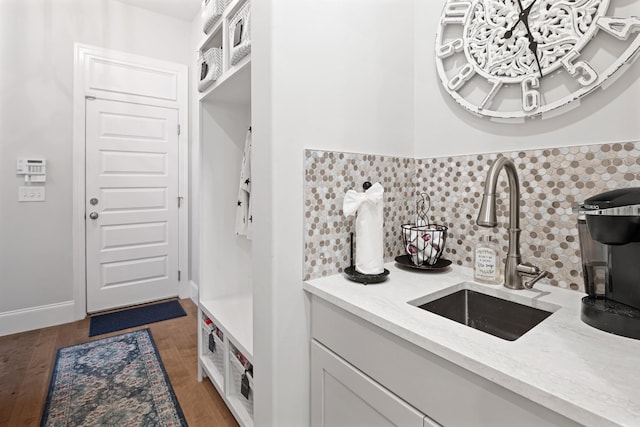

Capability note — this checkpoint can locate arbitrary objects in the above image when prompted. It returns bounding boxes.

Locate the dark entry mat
[89,300,186,337]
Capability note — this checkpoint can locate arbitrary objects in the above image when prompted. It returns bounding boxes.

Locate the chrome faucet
[476,157,548,290]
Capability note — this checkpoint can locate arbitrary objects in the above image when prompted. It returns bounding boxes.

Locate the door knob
[90,198,99,205]
[89,212,99,220]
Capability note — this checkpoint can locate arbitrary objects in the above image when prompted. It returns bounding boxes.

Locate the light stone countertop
[303,263,640,427]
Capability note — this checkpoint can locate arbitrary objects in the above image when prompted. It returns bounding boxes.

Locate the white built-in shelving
[196,0,254,425]
[199,55,251,104]
[199,310,254,427]
[200,292,253,359]
[198,0,251,104]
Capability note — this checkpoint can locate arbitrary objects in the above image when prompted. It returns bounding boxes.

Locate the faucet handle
[517,262,549,289]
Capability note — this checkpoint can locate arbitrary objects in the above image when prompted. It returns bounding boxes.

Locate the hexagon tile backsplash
[304,142,640,292]
[303,150,415,282]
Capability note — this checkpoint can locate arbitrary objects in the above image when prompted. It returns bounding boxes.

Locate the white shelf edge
[226,53,251,78]
[198,19,223,52]
[225,0,248,18]
[226,331,253,365]
[198,54,251,103]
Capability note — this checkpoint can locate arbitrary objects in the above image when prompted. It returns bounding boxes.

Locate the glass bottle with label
[474,236,501,285]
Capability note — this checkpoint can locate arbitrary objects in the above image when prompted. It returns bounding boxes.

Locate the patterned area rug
[41,329,187,426]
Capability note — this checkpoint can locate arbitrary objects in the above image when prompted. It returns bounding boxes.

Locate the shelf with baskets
[199,55,250,104]
[198,0,223,52]
[198,296,254,427]
[198,0,251,103]
[200,314,226,394]
[228,341,254,424]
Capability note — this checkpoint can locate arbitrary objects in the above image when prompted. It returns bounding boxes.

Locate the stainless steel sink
[409,282,559,341]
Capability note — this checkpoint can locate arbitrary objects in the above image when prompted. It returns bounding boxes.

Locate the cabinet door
[312,341,432,427]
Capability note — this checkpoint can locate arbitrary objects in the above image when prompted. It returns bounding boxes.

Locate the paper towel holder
[344,232,390,285]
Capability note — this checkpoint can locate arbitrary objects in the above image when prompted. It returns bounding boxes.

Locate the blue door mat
[89,300,187,337]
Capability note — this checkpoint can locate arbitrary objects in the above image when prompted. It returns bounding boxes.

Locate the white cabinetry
[310,297,582,427]
[312,341,440,427]
[196,0,254,425]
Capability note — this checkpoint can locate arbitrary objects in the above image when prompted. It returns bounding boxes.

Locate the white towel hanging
[235,128,252,239]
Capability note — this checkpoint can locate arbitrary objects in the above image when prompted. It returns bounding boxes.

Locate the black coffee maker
[577,188,640,340]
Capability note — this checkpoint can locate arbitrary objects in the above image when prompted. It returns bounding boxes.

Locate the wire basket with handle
[401,194,448,266]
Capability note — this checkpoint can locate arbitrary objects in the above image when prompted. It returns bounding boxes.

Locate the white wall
[415,1,640,158]
[272,0,416,158]
[189,12,202,301]
[251,1,275,424]
[0,0,191,325]
[253,1,415,425]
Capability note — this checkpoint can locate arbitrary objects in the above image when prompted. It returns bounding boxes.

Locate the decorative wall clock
[435,0,640,121]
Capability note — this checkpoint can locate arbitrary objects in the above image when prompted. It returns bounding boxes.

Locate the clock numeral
[597,16,640,40]
[522,76,540,113]
[441,1,471,25]
[437,39,464,58]
[448,64,476,91]
[562,51,598,86]
[480,79,503,110]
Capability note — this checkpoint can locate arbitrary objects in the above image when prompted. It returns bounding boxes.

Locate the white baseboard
[179,278,191,299]
[189,280,198,305]
[0,301,76,337]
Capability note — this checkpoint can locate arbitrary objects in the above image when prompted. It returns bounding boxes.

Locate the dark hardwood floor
[0,298,238,427]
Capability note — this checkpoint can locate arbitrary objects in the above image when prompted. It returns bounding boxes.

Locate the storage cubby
[228,341,254,421]
[198,319,255,427]
[198,46,223,92]
[201,0,226,35]
[199,17,223,52]
[195,0,253,425]
[199,300,255,426]
[197,0,251,102]
[227,0,251,66]
[200,315,225,386]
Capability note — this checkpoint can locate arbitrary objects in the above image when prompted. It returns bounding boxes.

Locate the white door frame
[72,43,189,319]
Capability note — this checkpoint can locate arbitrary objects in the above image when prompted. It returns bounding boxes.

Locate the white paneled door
[85,99,179,313]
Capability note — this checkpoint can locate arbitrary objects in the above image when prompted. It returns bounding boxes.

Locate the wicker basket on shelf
[202,0,226,34]
[229,1,251,65]
[198,47,223,92]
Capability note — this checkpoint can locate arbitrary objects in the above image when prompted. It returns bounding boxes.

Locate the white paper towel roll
[343,182,384,274]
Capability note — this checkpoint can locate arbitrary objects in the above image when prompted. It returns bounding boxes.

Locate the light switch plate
[18,186,45,202]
